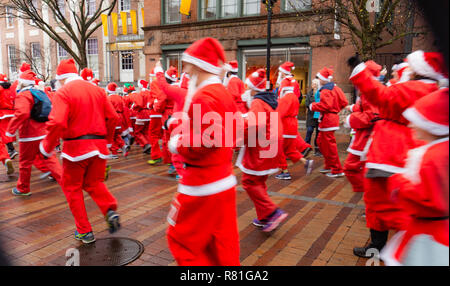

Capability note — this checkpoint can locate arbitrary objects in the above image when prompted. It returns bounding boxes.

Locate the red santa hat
[138,79,149,89]
[0,74,8,83]
[18,70,38,86]
[403,88,449,136]
[45,86,52,93]
[179,72,190,89]
[124,85,135,93]
[245,69,266,92]
[149,68,156,77]
[317,67,333,82]
[91,78,100,86]
[407,51,448,87]
[228,60,239,73]
[19,62,31,74]
[365,60,382,77]
[279,62,295,75]
[181,37,226,75]
[106,82,118,94]
[56,59,79,80]
[165,66,178,82]
[80,68,94,81]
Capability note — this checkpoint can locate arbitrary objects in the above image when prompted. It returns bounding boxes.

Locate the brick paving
[0,133,375,266]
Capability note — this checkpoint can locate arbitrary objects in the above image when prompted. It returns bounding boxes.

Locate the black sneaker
[105,210,121,234]
[143,144,151,154]
[9,150,18,160]
[353,246,381,259]
[301,147,312,158]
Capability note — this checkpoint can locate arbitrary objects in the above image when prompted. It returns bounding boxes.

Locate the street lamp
[262,0,277,91]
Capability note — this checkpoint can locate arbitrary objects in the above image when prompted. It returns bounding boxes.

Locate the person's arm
[5,91,32,137]
[310,90,332,113]
[104,94,120,146]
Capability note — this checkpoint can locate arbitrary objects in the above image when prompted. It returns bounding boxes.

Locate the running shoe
[147,158,163,165]
[105,210,121,234]
[74,231,96,244]
[262,209,288,232]
[5,159,14,175]
[11,187,31,196]
[275,172,291,180]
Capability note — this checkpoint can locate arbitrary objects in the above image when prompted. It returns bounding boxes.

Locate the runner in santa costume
[275,76,314,180]
[106,82,128,158]
[343,61,381,192]
[39,59,121,244]
[310,67,348,178]
[381,87,449,266]
[0,73,17,167]
[122,86,137,145]
[386,61,409,87]
[224,60,247,114]
[153,62,189,180]
[154,66,177,172]
[133,80,151,154]
[5,70,62,196]
[166,37,240,266]
[236,68,288,232]
[146,69,164,165]
[348,51,444,258]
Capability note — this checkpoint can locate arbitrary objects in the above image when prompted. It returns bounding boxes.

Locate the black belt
[416,216,449,221]
[64,135,106,141]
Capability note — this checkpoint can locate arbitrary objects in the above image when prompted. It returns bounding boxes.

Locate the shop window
[200,0,260,20]
[163,0,182,24]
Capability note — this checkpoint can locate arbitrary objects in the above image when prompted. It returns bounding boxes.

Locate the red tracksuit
[343,97,378,192]
[236,95,283,221]
[133,90,151,147]
[350,63,439,232]
[148,81,163,160]
[154,80,175,164]
[0,85,16,144]
[277,91,303,170]
[6,87,62,194]
[40,76,119,234]
[310,82,348,174]
[107,92,128,154]
[226,75,247,114]
[166,76,240,266]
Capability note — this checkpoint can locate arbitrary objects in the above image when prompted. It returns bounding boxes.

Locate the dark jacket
[305,89,318,127]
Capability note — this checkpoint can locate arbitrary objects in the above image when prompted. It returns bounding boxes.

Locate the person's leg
[343,153,365,192]
[15,141,37,194]
[148,118,163,161]
[61,158,93,234]
[313,127,320,153]
[323,131,343,174]
[305,125,314,145]
[241,173,277,220]
[161,130,172,164]
[317,131,331,171]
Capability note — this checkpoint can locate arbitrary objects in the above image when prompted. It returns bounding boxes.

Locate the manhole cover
[77,237,144,266]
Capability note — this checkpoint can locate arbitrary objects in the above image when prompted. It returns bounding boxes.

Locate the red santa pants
[279,138,303,170]
[317,131,343,174]
[161,130,172,164]
[0,141,9,164]
[61,156,118,234]
[110,128,125,154]
[295,133,311,153]
[0,117,15,144]
[148,117,163,160]
[134,121,150,147]
[17,140,62,194]
[343,153,365,192]
[363,176,410,232]
[241,173,278,220]
[167,188,240,266]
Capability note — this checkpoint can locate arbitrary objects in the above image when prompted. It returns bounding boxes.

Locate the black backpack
[24,88,52,122]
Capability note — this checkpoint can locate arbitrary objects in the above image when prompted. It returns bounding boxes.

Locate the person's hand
[380,67,387,76]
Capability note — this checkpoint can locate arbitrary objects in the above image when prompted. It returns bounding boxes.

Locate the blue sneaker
[105,210,121,234]
[175,174,181,181]
[11,187,31,196]
[168,164,176,175]
[275,172,291,180]
[262,209,288,232]
[74,230,96,244]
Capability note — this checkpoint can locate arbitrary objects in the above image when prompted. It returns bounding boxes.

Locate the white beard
[55,80,62,91]
[182,73,198,115]
[276,73,283,86]
[223,75,230,87]
[241,89,253,109]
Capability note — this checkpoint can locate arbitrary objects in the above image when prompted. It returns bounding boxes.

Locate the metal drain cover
[77,237,144,266]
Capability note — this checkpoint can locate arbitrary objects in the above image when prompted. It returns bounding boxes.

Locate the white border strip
[178,174,237,197]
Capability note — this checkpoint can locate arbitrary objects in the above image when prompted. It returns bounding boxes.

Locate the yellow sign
[141,8,145,27]
[180,0,191,16]
[101,14,108,36]
[130,10,137,34]
[111,12,118,36]
[120,11,128,35]
[109,41,145,51]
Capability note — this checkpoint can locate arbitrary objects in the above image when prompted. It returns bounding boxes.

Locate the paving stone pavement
[0,133,380,266]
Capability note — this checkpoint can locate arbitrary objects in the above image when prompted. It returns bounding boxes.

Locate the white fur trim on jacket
[61,151,110,162]
[318,126,339,132]
[349,62,367,79]
[235,146,280,176]
[18,135,46,142]
[168,134,181,154]
[177,174,237,197]
[0,114,14,120]
[39,141,53,158]
[365,162,405,174]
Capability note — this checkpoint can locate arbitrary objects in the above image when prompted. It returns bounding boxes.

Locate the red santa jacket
[108,93,129,132]
[279,77,301,100]
[226,75,247,114]
[277,91,299,138]
[310,82,348,132]
[148,80,164,121]
[6,87,47,142]
[135,89,151,124]
[384,137,449,264]
[153,79,175,123]
[169,77,238,196]
[0,85,15,120]
[155,71,187,114]
[40,76,119,161]
[344,96,379,158]
[350,63,439,174]
[236,92,283,176]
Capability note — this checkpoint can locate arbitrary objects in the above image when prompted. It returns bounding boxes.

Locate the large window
[31,42,42,74]
[86,0,96,16]
[200,0,260,20]
[283,0,311,12]
[57,0,66,17]
[6,6,14,28]
[121,51,134,70]
[163,0,181,24]
[7,45,17,74]
[57,43,69,62]
[120,0,131,11]
[86,38,99,77]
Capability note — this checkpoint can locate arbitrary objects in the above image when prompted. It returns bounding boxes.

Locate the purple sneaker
[262,209,288,232]
[252,218,267,227]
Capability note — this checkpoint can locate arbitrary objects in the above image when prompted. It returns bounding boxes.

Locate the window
[121,51,134,70]
[283,0,311,12]
[86,0,96,16]
[199,0,260,20]
[86,38,99,77]
[57,0,66,17]
[164,52,182,76]
[6,6,14,28]
[31,43,41,59]
[163,0,181,24]
[7,45,17,74]
[120,0,131,11]
[30,0,38,25]
[57,43,69,62]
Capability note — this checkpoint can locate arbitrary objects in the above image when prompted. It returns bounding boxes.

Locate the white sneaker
[5,159,14,175]
[326,172,345,178]
[39,171,51,179]
[319,169,331,173]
